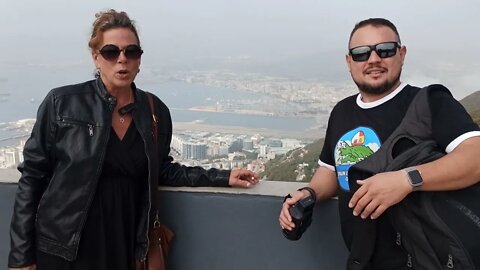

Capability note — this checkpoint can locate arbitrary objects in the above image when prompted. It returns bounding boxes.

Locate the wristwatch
[405,167,423,191]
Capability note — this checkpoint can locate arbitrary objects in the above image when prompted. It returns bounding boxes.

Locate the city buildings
[0,121,308,178]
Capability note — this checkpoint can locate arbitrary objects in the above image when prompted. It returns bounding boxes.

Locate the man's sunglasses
[99,44,143,61]
[349,41,400,62]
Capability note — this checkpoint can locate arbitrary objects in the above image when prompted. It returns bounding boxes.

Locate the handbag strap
[147,93,159,148]
[146,92,161,227]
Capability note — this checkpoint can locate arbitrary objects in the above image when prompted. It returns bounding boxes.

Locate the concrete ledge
[0,168,311,197]
[0,169,19,183]
[158,190,347,269]
[161,180,308,197]
[1,182,348,269]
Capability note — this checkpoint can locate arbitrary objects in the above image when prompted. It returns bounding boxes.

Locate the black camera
[282,195,315,241]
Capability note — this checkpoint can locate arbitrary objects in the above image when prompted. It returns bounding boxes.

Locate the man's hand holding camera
[279,189,310,231]
[279,187,316,240]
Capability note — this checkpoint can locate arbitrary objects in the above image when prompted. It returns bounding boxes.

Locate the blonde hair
[88,9,140,51]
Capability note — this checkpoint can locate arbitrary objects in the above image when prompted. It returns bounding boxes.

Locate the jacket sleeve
[8,92,56,267]
[152,95,231,187]
[160,161,231,187]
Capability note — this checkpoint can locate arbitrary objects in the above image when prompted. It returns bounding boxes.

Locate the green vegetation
[262,138,324,182]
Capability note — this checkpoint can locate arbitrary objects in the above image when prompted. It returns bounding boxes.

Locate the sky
[1,0,479,98]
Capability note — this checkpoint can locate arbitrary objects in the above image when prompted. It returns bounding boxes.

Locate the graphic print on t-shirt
[334,127,381,191]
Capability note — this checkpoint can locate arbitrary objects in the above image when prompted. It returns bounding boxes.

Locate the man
[279,18,480,269]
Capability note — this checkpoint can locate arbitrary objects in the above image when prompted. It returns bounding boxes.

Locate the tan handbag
[135,216,175,270]
[135,93,175,270]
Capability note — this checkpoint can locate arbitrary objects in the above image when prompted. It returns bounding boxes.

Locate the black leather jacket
[8,78,230,268]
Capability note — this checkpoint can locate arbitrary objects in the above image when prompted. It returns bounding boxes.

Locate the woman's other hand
[228,168,259,188]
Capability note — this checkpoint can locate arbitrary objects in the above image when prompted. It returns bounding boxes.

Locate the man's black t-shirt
[319,83,480,268]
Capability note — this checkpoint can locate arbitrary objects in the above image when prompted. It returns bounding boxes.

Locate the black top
[36,123,147,270]
[318,84,479,268]
[320,84,478,190]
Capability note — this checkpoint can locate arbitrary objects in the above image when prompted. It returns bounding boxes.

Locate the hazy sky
[1,0,479,98]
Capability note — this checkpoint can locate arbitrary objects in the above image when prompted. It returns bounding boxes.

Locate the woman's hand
[228,168,259,188]
[9,265,36,270]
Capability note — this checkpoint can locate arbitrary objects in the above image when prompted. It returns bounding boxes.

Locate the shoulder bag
[135,92,175,270]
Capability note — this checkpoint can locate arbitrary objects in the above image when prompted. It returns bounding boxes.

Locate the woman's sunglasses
[99,44,143,61]
[349,41,400,62]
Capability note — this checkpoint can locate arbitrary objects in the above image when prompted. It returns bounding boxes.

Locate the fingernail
[353,211,358,216]
[246,183,251,187]
[348,202,353,208]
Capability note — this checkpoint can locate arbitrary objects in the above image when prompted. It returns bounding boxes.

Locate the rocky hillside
[470,109,480,125]
[460,90,480,126]
[460,90,480,113]
[261,138,324,182]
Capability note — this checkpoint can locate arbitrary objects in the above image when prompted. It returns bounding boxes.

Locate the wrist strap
[298,187,317,202]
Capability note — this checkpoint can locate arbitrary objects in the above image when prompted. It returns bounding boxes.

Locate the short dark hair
[348,18,401,48]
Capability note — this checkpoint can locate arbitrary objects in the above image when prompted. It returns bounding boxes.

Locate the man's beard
[353,69,402,95]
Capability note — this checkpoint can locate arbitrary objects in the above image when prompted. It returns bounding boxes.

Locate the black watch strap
[283,193,292,202]
[298,187,317,202]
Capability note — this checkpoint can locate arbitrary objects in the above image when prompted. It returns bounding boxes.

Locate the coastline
[173,121,322,140]
[186,106,276,116]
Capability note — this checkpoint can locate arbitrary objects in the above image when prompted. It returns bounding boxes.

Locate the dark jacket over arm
[9,79,230,267]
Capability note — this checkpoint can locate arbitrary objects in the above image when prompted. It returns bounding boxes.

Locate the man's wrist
[298,187,317,201]
[405,167,423,191]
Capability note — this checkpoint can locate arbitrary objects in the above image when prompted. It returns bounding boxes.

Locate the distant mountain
[226,51,349,81]
[165,50,349,82]
[459,90,480,126]
[470,110,480,126]
[460,90,480,114]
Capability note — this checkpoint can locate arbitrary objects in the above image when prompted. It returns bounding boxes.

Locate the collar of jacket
[94,77,138,111]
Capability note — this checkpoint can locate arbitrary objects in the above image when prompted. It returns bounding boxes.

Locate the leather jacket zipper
[59,117,96,137]
[63,116,109,259]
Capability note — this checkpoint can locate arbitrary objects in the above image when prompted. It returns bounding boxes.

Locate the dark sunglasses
[349,41,400,62]
[99,44,143,61]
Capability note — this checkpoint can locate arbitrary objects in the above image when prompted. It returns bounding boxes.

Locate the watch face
[408,169,423,186]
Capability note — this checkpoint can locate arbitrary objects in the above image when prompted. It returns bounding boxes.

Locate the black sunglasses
[99,44,143,61]
[349,41,400,62]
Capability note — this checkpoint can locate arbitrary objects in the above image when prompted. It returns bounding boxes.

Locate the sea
[0,64,322,146]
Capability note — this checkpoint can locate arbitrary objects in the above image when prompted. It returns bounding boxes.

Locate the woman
[8,9,258,270]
